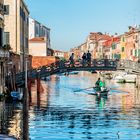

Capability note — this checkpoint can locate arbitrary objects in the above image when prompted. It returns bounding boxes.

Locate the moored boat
[10,91,23,101]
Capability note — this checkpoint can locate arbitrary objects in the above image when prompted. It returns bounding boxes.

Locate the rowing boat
[89,87,109,96]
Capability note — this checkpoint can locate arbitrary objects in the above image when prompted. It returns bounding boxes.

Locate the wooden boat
[69,71,79,75]
[10,91,23,101]
[89,87,109,96]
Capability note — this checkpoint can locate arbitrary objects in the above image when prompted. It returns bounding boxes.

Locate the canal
[0,71,140,140]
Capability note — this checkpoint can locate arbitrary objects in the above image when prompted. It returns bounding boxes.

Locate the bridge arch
[13,59,117,87]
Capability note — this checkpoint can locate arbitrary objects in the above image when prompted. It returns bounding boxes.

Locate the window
[25,37,28,48]
[0,28,3,47]
[138,49,140,57]
[20,7,25,21]
[4,5,9,15]
[35,24,40,36]
[130,50,133,55]
[135,50,137,56]
[112,44,116,50]
[3,32,10,45]
[122,47,124,52]
[122,37,125,42]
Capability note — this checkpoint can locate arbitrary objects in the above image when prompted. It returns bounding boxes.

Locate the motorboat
[114,72,136,83]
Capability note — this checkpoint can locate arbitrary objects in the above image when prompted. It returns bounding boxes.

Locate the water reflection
[0,102,22,139]
[28,72,140,140]
[1,72,140,140]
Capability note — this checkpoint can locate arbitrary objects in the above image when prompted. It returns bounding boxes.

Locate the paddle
[74,86,95,92]
[109,87,129,93]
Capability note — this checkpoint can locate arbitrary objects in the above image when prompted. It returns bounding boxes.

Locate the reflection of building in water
[31,80,49,108]
[50,75,60,81]
[121,94,135,111]
[0,102,22,139]
[8,112,22,139]
[134,88,140,107]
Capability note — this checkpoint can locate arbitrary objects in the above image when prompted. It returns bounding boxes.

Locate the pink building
[125,26,138,61]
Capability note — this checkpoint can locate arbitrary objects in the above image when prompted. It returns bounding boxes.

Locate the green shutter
[122,47,124,52]
[135,50,137,56]
[138,49,140,57]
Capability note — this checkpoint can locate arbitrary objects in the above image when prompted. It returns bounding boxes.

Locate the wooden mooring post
[22,58,29,140]
[28,78,32,103]
[37,78,41,107]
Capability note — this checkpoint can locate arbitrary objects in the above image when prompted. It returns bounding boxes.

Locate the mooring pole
[23,58,29,140]
[28,78,32,103]
[37,78,40,107]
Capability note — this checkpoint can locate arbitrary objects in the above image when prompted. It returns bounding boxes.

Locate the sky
[25,0,140,51]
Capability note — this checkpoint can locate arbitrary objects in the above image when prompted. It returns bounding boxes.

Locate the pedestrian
[86,50,91,66]
[69,53,74,66]
[82,52,87,66]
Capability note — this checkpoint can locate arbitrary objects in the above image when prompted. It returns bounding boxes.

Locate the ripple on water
[29,73,140,140]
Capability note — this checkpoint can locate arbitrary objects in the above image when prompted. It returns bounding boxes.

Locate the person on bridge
[86,50,91,66]
[82,52,87,66]
[69,53,74,66]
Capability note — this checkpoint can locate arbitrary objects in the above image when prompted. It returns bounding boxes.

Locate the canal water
[0,71,140,140]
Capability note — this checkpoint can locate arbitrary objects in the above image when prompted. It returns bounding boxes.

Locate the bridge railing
[8,59,117,87]
[26,59,117,77]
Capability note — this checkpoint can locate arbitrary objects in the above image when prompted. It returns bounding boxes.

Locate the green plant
[2,44,11,50]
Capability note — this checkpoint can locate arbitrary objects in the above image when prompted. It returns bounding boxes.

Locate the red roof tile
[29,37,46,42]
[89,32,111,41]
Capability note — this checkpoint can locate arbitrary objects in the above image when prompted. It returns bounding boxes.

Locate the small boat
[91,70,97,73]
[69,71,79,75]
[114,73,136,83]
[11,91,23,101]
[92,87,109,96]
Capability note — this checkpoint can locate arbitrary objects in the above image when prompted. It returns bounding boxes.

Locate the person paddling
[95,78,101,91]
[99,79,106,91]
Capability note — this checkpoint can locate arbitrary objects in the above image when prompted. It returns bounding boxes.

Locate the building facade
[125,27,137,61]
[29,17,51,49]
[4,0,29,72]
[29,37,47,56]
[138,26,140,61]
[54,50,65,58]
[0,0,9,93]
[0,0,4,47]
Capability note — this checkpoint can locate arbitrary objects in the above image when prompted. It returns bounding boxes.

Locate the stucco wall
[32,56,59,68]
[29,42,47,56]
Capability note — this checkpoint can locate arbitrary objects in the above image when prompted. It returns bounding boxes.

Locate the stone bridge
[13,59,117,87]
[6,59,140,87]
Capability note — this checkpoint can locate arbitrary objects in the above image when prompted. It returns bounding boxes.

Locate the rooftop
[29,37,46,43]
